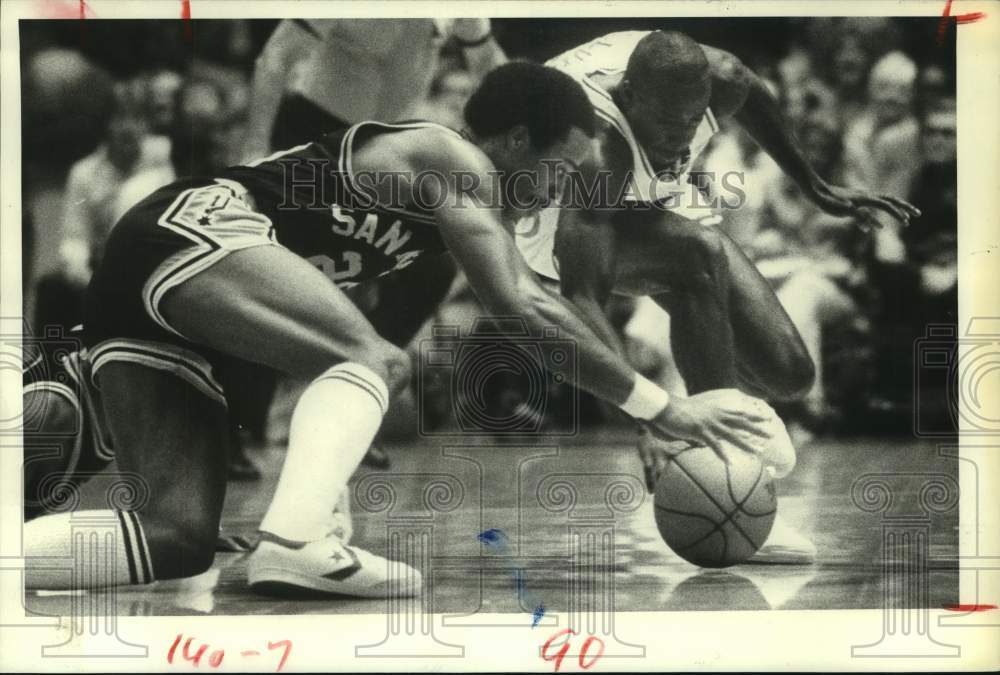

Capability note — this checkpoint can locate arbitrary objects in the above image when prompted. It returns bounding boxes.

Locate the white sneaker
[749,514,817,565]
[248,532,422,598]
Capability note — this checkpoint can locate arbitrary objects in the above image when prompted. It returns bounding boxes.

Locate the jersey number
[308,252,363,287]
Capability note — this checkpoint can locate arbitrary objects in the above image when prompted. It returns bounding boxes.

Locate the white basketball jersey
[547,30,720,203]
[514,31,720,279]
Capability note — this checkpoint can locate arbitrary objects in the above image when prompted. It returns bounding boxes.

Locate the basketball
[654,445,777,568]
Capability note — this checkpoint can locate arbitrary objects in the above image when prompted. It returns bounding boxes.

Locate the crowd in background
[20,17,958,446]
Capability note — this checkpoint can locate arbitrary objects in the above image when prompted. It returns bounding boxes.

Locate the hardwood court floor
[25,433,960,617]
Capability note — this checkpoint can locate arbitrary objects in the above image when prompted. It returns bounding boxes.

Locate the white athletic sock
[259,362,388,543]
[25,510,155,589]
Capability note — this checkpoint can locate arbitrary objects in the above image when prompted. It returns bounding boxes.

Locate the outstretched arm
[416,134,771,457]
[703,45,920,229]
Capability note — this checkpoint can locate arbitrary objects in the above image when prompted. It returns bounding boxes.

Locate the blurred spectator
[35,86,171,335]
[782,78,839,133]
[168,78,234,177]
[867,97,957,414]
[147,69,184,135]
[60,88,172,277]
[751,111,864,427]
[827,35,872,127]
[843,51,920,263]
[904,97,958,319]
[917,63,953,115]
[22,48,115,167]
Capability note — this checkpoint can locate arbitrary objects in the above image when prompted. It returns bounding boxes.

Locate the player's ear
[507,124,531,153]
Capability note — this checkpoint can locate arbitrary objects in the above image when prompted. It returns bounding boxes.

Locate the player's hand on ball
[649,389,771,465]
[810,182,920,230]
[637,426,689,492]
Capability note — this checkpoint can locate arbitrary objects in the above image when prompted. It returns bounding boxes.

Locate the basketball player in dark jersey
[242,19,507,471]
[517,31,920,563]
[24,63,774,598]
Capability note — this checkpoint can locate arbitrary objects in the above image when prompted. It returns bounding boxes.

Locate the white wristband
[620,374,670,420]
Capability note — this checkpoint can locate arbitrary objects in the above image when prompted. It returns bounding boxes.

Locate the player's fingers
[637,443,656,491]
[859,196,909,224]
[716,393,770,424]
[637,440,652,466]
[882,195,921,217]
[702,432,732,465]
[654,446,669,473]
[715,425,759,456]
[822,191,853,212]
[726,414,771,438]
[724,404,770,424]
[642,461,656,492]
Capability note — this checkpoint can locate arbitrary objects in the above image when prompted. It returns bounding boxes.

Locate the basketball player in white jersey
[515,30,920,564]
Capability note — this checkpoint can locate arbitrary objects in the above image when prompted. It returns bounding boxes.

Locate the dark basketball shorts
[83,176,281,407]
[23,346,115,516]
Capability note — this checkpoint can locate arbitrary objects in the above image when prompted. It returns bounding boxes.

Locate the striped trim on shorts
[61,350,116,462]
[89,338,227,407]
[141,178,278,338]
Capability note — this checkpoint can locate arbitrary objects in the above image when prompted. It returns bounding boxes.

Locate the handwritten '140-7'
[167,634,292,671]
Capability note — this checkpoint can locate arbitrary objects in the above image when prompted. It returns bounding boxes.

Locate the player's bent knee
[768,344,816,401]
[349,341,411,398]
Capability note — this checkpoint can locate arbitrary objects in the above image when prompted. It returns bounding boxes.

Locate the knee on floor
[143,514,218,580]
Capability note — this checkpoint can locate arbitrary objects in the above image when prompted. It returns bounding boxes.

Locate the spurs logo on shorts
[143,179,277,337]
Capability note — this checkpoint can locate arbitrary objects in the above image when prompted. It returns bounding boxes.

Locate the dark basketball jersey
[222,120,457,289]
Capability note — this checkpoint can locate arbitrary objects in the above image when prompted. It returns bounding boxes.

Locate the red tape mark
[943,603,998,611]
[938,0,988,43]
[956,11,987,24]
[181,0,193,41]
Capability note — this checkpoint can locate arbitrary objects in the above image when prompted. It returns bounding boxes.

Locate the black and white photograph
[1,0,997,671]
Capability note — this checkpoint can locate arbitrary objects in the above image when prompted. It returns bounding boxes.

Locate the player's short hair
[626,30,710,89]
[464,61,596,148]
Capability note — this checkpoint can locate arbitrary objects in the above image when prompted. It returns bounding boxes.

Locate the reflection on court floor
[25,435,959,617]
